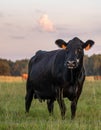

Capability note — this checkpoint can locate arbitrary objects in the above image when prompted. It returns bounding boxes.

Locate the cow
[25,37,94,119]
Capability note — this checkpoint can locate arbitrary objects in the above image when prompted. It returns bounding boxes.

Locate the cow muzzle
[67,60,77,69]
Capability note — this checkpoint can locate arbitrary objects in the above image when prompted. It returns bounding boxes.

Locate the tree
[11,59,28,76]
[0,59,11,75]
[84,54,101,76]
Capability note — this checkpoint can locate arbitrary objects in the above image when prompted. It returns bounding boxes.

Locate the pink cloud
[38,14,55,32]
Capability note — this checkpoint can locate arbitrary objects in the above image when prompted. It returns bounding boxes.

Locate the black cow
[25,37,94,119]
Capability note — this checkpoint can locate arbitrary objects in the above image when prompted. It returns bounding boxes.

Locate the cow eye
[78,48,82,53]
[75,48,82,55]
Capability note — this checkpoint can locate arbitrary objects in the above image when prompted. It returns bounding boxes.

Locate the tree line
[0,59,28,76]
[84,54,101,76]
[0,54,101,76]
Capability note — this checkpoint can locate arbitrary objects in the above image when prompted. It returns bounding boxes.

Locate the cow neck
[70,69,73,84]
[69,68,81,86]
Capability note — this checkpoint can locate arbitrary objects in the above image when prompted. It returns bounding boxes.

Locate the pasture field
[0,79,101,130]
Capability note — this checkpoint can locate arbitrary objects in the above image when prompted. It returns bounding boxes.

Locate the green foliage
[84,54,101,75]
[0,81,101,130]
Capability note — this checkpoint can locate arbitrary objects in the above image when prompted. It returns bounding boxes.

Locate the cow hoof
[62,116,65,120]
[71,116,75,120]
[25,111,29,114]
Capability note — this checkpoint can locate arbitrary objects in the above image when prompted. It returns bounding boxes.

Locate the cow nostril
[67,61,76,65]
[72,61,76,65]
[67,61,77,69]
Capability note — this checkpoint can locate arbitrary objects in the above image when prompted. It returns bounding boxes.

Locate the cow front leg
[71,81,84,119]
[57,88,66,119]
[71,88,82,119]
[71,98,77,119]
[47,99,54,115]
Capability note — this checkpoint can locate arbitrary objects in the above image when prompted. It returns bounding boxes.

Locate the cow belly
[33,84,56,100]
[34,90,56,100]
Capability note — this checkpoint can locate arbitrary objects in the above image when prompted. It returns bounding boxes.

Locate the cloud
[38,14,55,32]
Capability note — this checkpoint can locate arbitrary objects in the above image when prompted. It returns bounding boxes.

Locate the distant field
[0,76,22,82]
[0,76,100,82]
[0,79,101,130]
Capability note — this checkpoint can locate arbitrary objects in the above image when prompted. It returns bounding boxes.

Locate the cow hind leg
[47,99,54,115]
[25,90,33,113]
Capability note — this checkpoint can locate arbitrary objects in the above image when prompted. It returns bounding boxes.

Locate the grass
[0,80,100,130]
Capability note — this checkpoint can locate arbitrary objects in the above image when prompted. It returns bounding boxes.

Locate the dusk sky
[0,0,101,61]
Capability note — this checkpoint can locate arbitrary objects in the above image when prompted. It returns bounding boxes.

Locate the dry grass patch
[0,76,22,82]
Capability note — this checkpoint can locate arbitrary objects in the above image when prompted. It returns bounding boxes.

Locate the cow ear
[83,40,94,51]
[55,39,67,49]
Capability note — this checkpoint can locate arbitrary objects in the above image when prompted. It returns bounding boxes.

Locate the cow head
[55,37,94,69]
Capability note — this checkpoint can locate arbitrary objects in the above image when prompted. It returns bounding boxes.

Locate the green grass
[0,81,101,130]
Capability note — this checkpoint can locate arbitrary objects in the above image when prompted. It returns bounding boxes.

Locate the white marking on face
[77,59,79,63]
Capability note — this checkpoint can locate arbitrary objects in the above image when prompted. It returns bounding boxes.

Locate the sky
[0,0,101,61]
